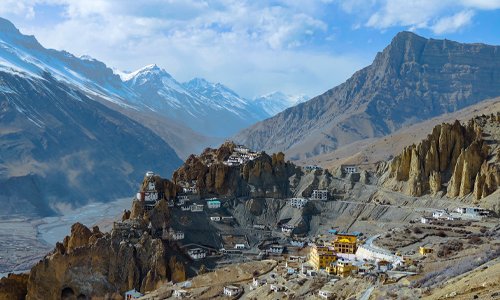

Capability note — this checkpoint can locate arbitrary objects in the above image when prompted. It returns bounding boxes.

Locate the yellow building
[333,234,357,254]
[419,246,433,256]
[326,258,358,277]
[309,245,337,270]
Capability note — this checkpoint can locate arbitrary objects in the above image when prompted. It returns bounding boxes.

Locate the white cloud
[460,0,500,10]
[432,10,475,34]
[0,0,36,18]
[1,0,360,98]
[339,0,498,34]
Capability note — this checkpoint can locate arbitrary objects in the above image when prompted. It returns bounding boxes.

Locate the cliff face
[25,190,185,299]
[0,274,28,300]
[173,142,299,198]
[236,32,500,160]
[382,113,499,200]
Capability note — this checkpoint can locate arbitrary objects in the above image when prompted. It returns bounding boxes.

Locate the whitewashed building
[318,290,333,299]
[311,189,328,201]
[173,289,189,298]
[234,243,246,250]
[210,215,221,222]
[421,217,431,224]
[223,285,241,297]
[252,277,267,287]
[281,225,294,234]
[190,204,204,212]
[163,227,184,241]
[183,186,197,194]
[234,145,250,154]
[289,198,308,208]
[177,195,189,205]
[270,284,285,292]
[304,165,322,171]
[456,207,490,217]
[290,240,306,247]
[341,165,358,174]
[187,248,207,260]
[268,245,284,254]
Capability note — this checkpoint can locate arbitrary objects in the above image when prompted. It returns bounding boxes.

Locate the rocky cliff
[173,141,299,198]
[236,31,500,160]
[0,274,28,300]
[19,175,186,299]
[381,113,499,200]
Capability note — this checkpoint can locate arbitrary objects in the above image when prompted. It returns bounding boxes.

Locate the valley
[0,198,131,277]
[2,118,498,299]
[0,12,499,300]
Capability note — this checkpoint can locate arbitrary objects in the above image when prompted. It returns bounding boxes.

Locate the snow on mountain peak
[120,64,170,82]
[251,91,309,116]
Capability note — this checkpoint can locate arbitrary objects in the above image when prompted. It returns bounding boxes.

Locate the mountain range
[0,17,302,216]
[235,32,500,160]
[2,15,500,217]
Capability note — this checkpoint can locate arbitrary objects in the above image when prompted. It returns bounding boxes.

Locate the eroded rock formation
[173,141,299,198]
[24,194,185,300]
[383,113,499,200]
[0,273,28,300]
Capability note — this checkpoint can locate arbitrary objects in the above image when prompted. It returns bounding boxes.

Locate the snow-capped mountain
[0,16,305,139]
[183,77,250,111]
[0,17,187,217]
[251,92,309,116]
[0,18,134,107]
[121,65,266,136]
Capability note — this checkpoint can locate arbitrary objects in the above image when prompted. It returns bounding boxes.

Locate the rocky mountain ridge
[172,141,299,199]
[0,70,182,217]
[236,31,500,160]
[23,175,187,299]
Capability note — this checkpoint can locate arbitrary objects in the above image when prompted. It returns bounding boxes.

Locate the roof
[225,285,240,290]
[125,289,143,297]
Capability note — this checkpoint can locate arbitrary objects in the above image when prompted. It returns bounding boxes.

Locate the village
[119,155,498,299]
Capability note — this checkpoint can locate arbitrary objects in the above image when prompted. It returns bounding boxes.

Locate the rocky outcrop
[0,273,28,300]
[473,160,500,201]
[25,198,185,300]
[383,114,499,200]
[63,223,93,254]
[447,140,488,197]
[173,142,299,198]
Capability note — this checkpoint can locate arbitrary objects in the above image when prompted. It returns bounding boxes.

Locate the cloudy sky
[1,0,500,98]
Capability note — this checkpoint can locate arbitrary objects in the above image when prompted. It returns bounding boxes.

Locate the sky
[1,0,499,99]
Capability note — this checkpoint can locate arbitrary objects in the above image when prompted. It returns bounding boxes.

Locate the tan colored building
[309,245,337,270]
[419,246,433,256]
[326,258,358,277]
[333,234,357,254]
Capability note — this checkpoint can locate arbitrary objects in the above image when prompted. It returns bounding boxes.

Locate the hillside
[301,97,500,170]
[0,70,182,217]
[235,31,500,160]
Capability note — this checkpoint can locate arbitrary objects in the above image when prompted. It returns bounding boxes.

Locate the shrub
[413,227,423,234]
[436,231,447,237]
[468,236,482,244]
[437,240,463,257]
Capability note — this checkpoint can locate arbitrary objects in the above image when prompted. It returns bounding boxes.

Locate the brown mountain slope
[302,97,500,170]
[235,31,500,160]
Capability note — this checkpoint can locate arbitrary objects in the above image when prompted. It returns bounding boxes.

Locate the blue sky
[1,0,499,98]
